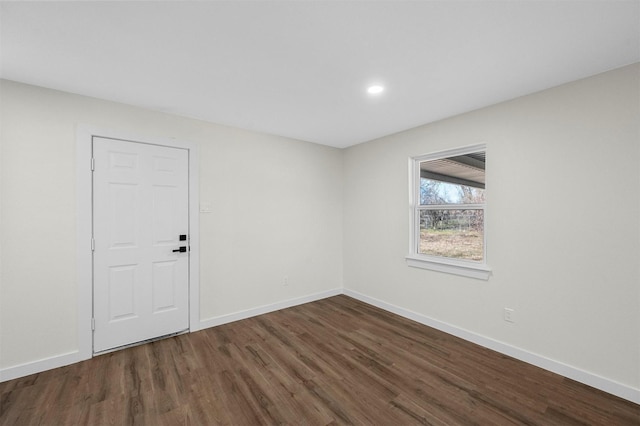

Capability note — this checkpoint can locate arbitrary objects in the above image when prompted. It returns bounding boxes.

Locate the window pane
[420,178,485,205]
[419,151,485,205]
[419,209,484,261]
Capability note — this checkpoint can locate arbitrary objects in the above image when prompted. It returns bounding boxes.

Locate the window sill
[405,255,492,280]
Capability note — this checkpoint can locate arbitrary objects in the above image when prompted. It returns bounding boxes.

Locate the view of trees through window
[418,152,485,261]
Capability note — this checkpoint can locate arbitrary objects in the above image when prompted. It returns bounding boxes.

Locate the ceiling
[1,1,638,148]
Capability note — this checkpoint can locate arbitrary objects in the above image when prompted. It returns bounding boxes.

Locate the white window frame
[406,144,491,280]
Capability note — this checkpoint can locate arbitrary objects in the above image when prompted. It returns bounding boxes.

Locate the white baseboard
[199,288,343,330]
[0,289,342,383]
[3,287,638,405]
[343,288,640,404]
[0,350,87,382]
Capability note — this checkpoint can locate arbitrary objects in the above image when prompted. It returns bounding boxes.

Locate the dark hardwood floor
[1,295,638,425]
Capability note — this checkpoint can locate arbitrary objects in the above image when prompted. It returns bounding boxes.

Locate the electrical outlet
[283,276,289,286]
[504,307,515,323]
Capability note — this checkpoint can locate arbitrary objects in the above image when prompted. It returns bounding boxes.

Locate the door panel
[93,137,189,353]
[152,185,178,244]
[109,183,139,248]
[152,260,178,312]
[108,265,137,320]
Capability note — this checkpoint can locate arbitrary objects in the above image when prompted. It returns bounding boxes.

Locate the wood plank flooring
[1,295,638,425]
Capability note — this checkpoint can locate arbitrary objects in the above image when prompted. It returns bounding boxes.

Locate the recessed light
[367,85,385,95]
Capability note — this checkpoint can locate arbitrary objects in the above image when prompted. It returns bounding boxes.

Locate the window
[407,144,491,280]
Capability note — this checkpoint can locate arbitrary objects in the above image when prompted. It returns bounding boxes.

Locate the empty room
[1,1,639,424]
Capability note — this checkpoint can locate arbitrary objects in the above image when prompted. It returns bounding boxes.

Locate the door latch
[172,246,187,253]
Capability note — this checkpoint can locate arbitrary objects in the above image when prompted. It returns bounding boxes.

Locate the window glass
[413,148,486,263]
[418,209,484,261]
[420,179,484,205]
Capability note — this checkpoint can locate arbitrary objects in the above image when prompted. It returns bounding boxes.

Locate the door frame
[76,125,200,360]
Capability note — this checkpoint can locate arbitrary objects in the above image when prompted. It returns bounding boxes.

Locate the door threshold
[93,329,189,356]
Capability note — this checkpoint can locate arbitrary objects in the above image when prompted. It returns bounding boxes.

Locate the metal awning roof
[420,152,485,189]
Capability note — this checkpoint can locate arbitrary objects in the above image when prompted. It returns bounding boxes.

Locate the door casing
[76,125,200,361]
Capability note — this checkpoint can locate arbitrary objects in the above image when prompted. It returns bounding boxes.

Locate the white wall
[0,80,343,369]
[343,64,640,392]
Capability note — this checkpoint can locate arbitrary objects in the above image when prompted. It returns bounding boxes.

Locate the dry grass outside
[419,228,483,261]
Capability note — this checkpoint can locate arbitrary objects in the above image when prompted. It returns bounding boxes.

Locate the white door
[92,137,190,353]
